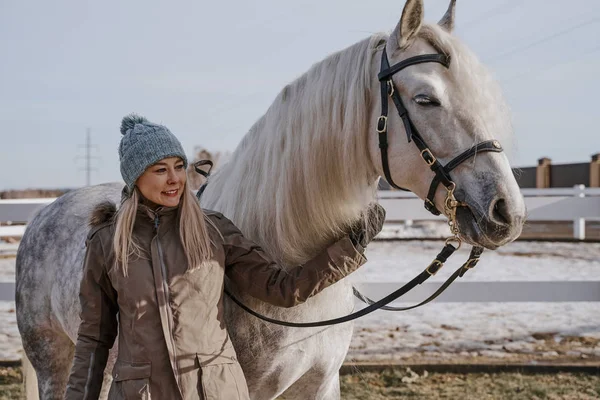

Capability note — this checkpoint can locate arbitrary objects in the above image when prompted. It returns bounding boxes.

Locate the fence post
[573,184,586,240]
[590,153,600,188]
[536,157,552,188]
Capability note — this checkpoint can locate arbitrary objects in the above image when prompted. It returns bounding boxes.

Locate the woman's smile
[162,188,179,197]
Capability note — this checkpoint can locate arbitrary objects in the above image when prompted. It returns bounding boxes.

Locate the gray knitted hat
[119,114,188,193]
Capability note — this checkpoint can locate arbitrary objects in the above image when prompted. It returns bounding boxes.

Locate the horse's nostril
[492,198,511,225]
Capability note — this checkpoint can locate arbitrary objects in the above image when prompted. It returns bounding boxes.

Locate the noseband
[377,46,503,238]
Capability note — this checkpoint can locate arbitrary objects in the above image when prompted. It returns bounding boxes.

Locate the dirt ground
[3,365,599,400]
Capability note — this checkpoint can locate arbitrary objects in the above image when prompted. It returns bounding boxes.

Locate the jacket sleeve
[65,233,118,400]
[217,215,367,308]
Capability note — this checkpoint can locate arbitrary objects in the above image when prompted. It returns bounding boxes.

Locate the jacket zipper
[154,214,182,390]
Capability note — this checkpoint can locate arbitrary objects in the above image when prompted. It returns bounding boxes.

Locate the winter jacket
[65,202,366,399]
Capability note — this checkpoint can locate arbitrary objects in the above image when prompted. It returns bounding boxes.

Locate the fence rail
[1,281,599,303]
[378,186,599,240]
[1,187,599,239]
[1,187,599,303]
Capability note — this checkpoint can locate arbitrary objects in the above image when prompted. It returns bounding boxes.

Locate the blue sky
[1,0,599,190]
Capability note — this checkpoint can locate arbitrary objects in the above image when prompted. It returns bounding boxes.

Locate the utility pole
[85,128,91,186]
[76,128,99,186]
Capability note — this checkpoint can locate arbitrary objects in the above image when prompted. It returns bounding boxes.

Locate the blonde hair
[113,182,215,276]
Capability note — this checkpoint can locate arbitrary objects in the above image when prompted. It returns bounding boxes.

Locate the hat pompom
[120,113,149,135]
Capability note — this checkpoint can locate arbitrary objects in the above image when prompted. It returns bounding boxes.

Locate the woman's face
[136,157,187,207]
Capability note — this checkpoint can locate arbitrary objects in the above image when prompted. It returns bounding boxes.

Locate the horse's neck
[204,39,381,266]
[208,150,374,267]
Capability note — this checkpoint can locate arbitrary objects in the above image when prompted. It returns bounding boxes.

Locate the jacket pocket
[109,361,152,400]
[196,350,249,400]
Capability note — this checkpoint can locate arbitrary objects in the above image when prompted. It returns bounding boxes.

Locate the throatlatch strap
[379,131,407,191]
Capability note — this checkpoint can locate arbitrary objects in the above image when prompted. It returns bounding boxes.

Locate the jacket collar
[137,203,179,223]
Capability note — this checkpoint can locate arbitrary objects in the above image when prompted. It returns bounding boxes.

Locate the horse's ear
[391,0,424,50]
[438,0,456,33]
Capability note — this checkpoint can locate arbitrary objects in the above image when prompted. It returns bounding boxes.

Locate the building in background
[379,153,600,190]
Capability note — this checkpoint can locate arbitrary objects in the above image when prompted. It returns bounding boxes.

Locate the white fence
[1,281,599,302]
[379,186,600,240]
[1,187,600,239]
[0,198,56,238]
[1,187,599,303]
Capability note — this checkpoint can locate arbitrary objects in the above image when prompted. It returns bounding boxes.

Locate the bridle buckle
[463,258,479,270]
[420,148,436,166]
[376,116,388,133]
[426,260,443,276]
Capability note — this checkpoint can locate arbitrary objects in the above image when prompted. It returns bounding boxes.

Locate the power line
[459,0,526,32]
[487,16,600,64]
[503,44,600,83]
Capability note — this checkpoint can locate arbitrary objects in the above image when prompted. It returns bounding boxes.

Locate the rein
[223,244,482,327]
[195,44,503,327]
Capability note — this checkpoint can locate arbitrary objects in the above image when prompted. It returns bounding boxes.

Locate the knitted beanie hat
[119,114,188,193]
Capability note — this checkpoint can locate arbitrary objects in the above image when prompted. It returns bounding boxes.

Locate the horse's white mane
[202,34,388,266]
[201,24,513,267]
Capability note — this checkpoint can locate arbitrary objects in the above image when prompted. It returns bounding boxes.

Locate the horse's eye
[413,94,441,107]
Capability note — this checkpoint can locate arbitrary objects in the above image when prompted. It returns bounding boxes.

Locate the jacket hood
[90,201,117,227]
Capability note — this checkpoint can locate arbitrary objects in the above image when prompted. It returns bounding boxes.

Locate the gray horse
[16,1,526,398]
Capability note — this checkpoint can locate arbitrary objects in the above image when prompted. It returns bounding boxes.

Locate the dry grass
[2,366,600,399]
[340,368,600,400]
[0,367,22,400]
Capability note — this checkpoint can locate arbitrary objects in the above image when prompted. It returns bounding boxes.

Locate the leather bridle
[196,44,507,327]
[376,46,503,220]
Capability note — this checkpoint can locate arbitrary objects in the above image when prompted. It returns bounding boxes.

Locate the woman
[65,114,385,400]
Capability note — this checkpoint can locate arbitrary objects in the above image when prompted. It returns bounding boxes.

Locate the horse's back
[16,182,122,337]
[14,183,121,399]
